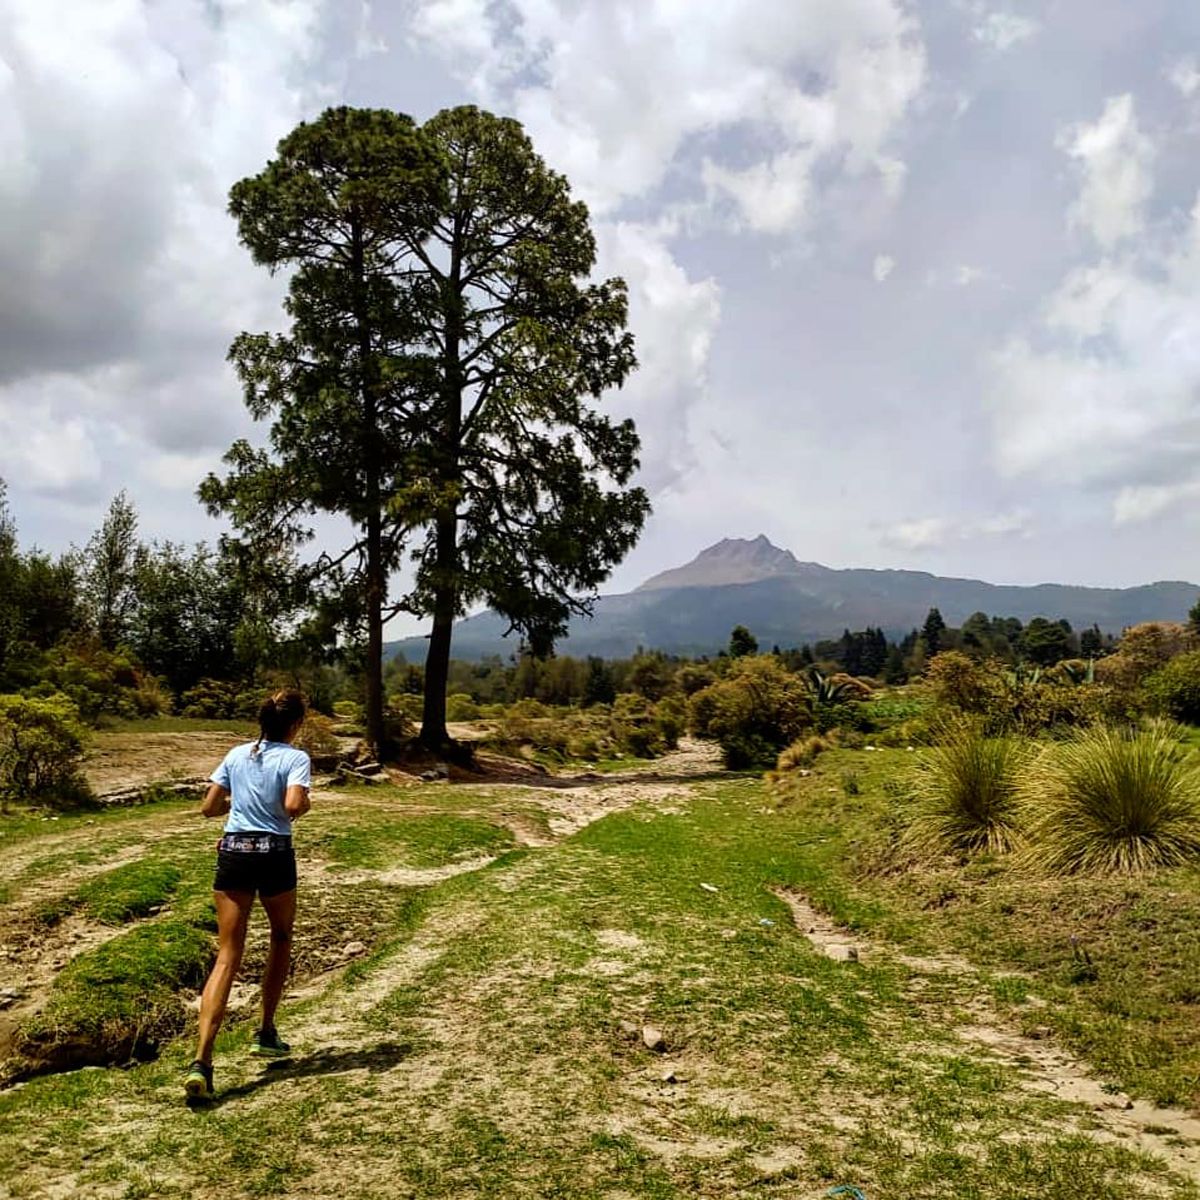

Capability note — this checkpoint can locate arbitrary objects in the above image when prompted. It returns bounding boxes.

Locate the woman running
[185,689,312,1101]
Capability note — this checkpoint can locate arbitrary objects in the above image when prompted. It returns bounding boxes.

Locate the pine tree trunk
[364,507,386,759]
[420,510,457,750]
[350,214,387,759]
[420,218,464,754]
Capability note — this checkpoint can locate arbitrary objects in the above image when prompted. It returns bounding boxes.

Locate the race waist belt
[218,832,293,854]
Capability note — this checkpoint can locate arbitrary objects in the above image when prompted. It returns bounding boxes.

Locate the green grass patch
[75,859,182,924]
[314,813,515,871]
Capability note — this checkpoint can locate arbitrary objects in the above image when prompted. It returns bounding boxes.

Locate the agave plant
[802,667,861,708]
[1022,722,1200,875]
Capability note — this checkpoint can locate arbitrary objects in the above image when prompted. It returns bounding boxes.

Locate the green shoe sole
[250,1043,290,1058]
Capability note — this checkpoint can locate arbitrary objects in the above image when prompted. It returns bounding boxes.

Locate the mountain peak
[637,536,809,591]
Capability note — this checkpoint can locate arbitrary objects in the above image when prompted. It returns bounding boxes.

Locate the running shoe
[251,1026,292,1057]
[184,1060,213,1101]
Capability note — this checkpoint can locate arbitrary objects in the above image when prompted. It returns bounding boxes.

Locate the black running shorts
[213,834,297,898]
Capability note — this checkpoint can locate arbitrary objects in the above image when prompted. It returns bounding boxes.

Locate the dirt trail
[773,887,1200,1180]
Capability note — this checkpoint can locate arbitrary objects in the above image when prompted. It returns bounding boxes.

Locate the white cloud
[973,12,1039,51]
[881,511,1031,550]
[1057,94,1155,249]
[989,178,1200,522]
[1113,481,1200,526]
[404,0,926,497]
[355,1,388,58]
[0,0,332,483]
[594,222,721,493]
[874,254,896,282]
[955,264,987,286]
[1167,56,1200,99]
[406,0,926,230]
[0,375,107,496]
[884,517,950,550]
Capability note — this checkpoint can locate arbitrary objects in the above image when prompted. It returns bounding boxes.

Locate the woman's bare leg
[195,890,253,1064]
[259,888,296,1032]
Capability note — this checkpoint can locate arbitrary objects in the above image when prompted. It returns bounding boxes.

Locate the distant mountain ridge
[387,537,1200,662]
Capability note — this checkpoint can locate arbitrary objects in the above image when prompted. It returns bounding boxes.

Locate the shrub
[908,722,1024,855]
[446,693,480,722]
[294,712,341,764]
[653,694,687,750]
[179,678,240,719]
[389,693,424,722]
[923,651,993,713]
[1144,650,1200,724]
[1022,724,1200,875]
[0,693,93,808]
[39,640,167,722]
[613,693,666,758]
[689,655,812,769]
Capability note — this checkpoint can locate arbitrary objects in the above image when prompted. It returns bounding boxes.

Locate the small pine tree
[583,656,617,706]
[729,625,758,658]
[922,608,947,658]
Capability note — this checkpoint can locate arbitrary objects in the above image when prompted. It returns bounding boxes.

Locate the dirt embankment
[85,731,245,795]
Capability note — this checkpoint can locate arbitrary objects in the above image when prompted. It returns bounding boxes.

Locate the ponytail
[253,689,306,754]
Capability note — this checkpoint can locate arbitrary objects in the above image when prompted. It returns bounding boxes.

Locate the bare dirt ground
[84,730,245,794]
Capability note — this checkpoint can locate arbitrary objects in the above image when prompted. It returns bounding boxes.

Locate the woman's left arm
[201,784,231,818]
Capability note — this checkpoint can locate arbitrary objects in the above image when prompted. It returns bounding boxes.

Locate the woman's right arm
[284,785,311,821]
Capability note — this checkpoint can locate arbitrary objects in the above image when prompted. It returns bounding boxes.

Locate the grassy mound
[13,920,213,1077]
[76,860,182,924]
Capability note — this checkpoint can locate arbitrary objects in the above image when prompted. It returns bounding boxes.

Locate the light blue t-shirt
[211,742,312,837]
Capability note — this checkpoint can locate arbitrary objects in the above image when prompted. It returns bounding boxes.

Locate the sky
[3,0,1200,638]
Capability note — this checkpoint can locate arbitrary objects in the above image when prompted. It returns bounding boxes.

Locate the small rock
[356,762,383,776]
[1025,1025,1053,1041]
[342,941,368,958]
[420,770,438,782]
[435,764,450,779]
[826,944,859,963]
[699,883,719,894]
[864,745,877,752]
[720,929,737,940]
[661,1069,678,1084]
[758,918,776,928]
[618,1020,640,1039]
[642,1026,667,1053]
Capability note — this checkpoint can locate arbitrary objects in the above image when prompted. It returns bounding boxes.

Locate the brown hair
[253,689,306,754]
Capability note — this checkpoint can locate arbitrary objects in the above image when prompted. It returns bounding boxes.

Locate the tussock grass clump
[908,723,1024,855]
[773,732,833,775]
[1023,723,1200,875]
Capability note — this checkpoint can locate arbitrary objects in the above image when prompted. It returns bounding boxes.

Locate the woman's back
[212,741,311,837]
